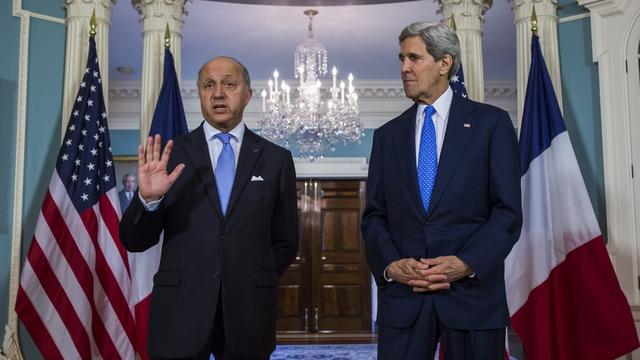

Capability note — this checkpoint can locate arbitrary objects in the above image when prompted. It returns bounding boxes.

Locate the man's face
[123,176,136,192]
[198,58,252,131]
[399,36,451,104]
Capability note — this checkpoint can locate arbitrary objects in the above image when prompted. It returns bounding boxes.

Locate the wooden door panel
[318,271,363,284]
[278,285,301,317]
[321,211,361,252]
[313,180,371,332]
[278,179,371,335]
[321,285,363,317]
[321,264,360,272]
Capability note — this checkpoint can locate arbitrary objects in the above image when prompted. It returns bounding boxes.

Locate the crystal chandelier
[258,9,364,161]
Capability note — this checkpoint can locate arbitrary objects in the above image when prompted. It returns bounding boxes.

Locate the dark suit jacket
[119,125,299,358]
[361,94,522,331]
[118,190,131,213]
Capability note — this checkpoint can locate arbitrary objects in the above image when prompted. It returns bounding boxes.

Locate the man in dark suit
[120,56,299,360]
[361,22,522,359]
[118,173,136,212]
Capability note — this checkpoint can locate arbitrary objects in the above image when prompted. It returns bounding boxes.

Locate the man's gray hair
[197,56,252,89]
[399,22,461,80]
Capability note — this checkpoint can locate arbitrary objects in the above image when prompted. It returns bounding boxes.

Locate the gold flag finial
[450,14,457,32]
[164,23,171,48]
[531,4,538,35]
[90,9,97,37]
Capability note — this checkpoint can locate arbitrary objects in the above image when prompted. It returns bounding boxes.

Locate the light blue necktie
[214,133,235,215]
[418,105,437,212]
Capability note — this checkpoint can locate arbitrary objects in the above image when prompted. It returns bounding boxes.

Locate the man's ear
[440,54,453,77]
[244,88,253,104]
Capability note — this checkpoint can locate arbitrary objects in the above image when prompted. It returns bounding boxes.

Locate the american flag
[15,36,137,359]
[450,65,468,98]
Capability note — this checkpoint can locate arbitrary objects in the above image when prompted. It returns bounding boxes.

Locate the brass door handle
[295,256,305,263]
[321,256,327,261]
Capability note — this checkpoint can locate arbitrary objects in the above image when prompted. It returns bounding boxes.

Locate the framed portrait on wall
[113,156,137,192]
[113,156,138,213]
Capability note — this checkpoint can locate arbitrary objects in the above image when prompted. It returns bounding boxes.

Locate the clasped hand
[386,256,472,293]
[137,135,185,202]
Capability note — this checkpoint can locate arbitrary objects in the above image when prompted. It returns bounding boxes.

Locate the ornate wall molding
[294,157,369,178]
[108,79,517,130]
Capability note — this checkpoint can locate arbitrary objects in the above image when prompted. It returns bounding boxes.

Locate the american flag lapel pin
[463,123,471,128]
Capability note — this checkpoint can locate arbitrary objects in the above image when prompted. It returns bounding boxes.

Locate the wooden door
[310,180,371,332]
[277,179,371,334]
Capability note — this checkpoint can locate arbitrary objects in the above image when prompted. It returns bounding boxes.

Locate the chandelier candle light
[258,9,364,160]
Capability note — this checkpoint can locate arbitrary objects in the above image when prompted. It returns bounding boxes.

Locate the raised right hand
[137,135,185,202]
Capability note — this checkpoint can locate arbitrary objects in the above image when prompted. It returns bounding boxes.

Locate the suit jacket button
[213,272,220,279]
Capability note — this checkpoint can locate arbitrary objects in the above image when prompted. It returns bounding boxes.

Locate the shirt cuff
[139,192,162,211]
[383,264,394,282]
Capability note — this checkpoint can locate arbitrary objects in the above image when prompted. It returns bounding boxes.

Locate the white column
[62,0,114,135]
[512,0,562,128]
[132,0,187,143]
[437,0,492,103]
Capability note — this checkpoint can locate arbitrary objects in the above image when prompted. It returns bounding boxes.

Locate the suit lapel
[393,104,425,217]
[426,94,476,217]
[225,127,263,218]
[183,124,224,221]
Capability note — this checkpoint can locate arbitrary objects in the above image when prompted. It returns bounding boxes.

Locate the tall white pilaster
[62,0,114,135]
[133,0,187,143]
[437,0,492,103]
[512,0,562,127]
[577,0,640,314]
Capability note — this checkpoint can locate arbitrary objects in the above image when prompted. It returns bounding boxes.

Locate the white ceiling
[109,0,516,82]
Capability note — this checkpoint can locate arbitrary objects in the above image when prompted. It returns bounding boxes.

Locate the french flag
[504,34,639,359]
[127,46,189,360]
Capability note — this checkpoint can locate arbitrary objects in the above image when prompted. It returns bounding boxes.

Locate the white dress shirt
[141,120,246,210]
[414,86,453,166]
[202,119,245,172]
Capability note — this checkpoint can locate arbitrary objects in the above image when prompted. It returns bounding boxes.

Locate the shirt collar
[416,86,453,120]
[202,120,245,143]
